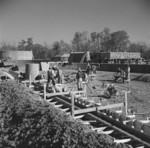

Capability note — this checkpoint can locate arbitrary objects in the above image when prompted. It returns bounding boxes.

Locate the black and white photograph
[0,0,150,147]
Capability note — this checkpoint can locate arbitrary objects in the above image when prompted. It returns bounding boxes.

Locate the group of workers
[102,83,119,98]
[46,62,95,92]
[114,65,130,83]
[45,62,130,99]
[11,65,19,71]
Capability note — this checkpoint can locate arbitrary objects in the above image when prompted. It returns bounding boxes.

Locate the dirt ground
[63,70,150,120]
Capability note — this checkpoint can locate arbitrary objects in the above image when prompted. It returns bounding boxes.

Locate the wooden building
[99,52,141,63]
[0,50,33,61]
[68,52,141,64]
[52,53,70,62]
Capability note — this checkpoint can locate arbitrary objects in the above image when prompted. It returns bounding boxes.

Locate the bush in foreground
[0,80,130,148]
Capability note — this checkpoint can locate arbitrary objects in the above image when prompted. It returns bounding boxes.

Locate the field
[64,70,150,120]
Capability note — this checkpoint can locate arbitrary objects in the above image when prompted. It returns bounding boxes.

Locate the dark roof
[55,53,70,58]
[68,52,85,63]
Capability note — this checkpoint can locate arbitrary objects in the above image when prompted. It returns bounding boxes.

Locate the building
[0,50,33,61]
[68,52,85,63]
[52,53,70,62]
[99,52,141,63]
[68,51,141,64]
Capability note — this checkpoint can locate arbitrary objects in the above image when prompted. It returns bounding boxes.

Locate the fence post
[70,92,75,118]
[83,82,87,97]
[125,91,128,116]
[122,90,130,116]
[44,83,46,100]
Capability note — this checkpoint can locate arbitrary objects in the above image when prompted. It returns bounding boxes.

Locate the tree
[110,30,130,52]
[91,32,97,49]
[25,38,33,51]
[59,40,71,53]
[18,40,26,50]
[72,32,82,52]
[18,38,33,51]
[32,43,52,59]
[52,41,61,56]
[128,42,150,59]
[0,41,16,51]
[99,27,111,52]
[96,33,100,51]
[72,31,90,52]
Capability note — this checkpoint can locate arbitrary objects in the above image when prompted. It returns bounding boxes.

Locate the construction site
[0,51,150,148]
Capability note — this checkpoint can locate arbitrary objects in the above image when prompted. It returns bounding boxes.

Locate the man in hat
[86,61,91,75]
[76,68,83,91]
[46,66,56,92]
[53,66,63,84]
[125,65,130,82]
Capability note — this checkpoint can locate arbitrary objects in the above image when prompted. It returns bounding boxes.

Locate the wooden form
[73,103,124,115]
[122,90,130,116]
[43,83,86,101]
[69,91,125,117]
[45,90,85,97]
[71,92,75,117]
[22,79,47,84]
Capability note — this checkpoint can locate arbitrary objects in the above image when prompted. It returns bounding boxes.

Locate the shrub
[0,80,130,148]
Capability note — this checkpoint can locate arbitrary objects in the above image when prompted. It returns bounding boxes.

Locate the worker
[104,84,118,98]
[120,69,126,83]
[46,67,56,93]
[53,66,63,84]
[86,61,91,75]
[76,68,83,91]
[82,72,88,82]
[114,68,126,83]
[125,65,130,82]
[114,67,121,82]
[92,65,97,74]
[0,60,4,67]
[11,65,19,71]
[82,72,89,96]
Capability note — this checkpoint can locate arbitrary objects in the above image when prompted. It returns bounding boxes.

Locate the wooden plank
[71,93,75,117]
[74,103,124,115]
[43,84,46,100]
[122,91,130,116]
[22,79,47,84]
[46,90,85,97]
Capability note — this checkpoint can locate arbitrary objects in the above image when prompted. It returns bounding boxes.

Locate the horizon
[0,0,150,46]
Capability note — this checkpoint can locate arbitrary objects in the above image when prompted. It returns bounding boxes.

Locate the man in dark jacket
[76,68,83,90]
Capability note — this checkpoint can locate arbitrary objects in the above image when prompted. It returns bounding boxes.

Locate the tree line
[0,27,150,60]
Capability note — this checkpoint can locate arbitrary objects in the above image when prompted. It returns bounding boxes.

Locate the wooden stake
[83,82,87,97]
[124,91,128,115]
[122,91,130,116]
[70,92,75,118]
[44,83,46,100]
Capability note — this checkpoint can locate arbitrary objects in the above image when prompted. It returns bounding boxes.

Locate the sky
[0,0,150,46]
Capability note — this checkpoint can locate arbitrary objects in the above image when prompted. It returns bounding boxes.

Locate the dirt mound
[0,80,130,148]
[134,74,150,82]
